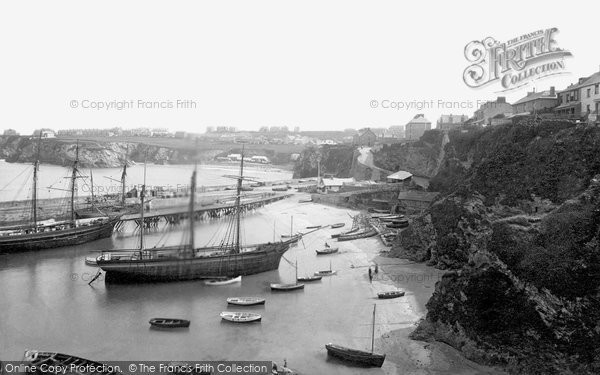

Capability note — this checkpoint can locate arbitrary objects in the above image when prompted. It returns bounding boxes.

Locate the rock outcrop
[292,145,355,179]
[394,119,600,374]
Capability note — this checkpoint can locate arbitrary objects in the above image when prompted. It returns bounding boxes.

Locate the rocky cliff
[292,145,355,179]
[394,119,600,374]
[372,129,448,177]
[0,136,221,168]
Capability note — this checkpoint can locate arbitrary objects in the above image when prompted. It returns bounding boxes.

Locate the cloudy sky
[1,0,598,134]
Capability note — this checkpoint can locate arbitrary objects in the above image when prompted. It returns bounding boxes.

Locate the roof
[397,191,439,202]
[387,171,413,180]
[322,177,355,187]
[407,114,431,125]
[438,114,468,123]
[559,72,600,93]
[513,90,557,105]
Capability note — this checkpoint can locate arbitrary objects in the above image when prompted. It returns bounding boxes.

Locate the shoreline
[366,245,506,374]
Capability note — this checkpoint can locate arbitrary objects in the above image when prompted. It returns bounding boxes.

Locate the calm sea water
[0,161,293,202]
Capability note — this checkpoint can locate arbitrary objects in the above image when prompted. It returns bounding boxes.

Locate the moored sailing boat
[326,304,386,367]
[97,149,292,282]
[0,140,117,253]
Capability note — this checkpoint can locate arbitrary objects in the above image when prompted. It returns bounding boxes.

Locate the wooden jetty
[114,192,291,230]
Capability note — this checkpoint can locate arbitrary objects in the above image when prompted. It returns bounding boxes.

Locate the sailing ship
[97,150,293,282]
[325,304,386,367]
[0,140,118,253]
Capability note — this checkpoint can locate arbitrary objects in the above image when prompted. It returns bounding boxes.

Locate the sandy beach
[282,193,506,374]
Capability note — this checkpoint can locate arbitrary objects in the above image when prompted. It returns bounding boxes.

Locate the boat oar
[88,270,102,286]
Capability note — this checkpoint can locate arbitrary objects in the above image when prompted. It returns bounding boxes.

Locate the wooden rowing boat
[297,275,322,282]
[330,223,345,229]
[316,247,338,255]
[23,350,121,375]
[377,290,405,299]
[226,297,265,306]
[337,229,377,242]
[331,227,359,238]
[149,318,190,328]
[306,225,322,229]
[270,282,305,290]
[204,276,242,285]
[220,311,262,323]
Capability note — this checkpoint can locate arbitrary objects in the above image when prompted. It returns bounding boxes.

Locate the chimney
[550,86,555,96]
[579,77,586,84]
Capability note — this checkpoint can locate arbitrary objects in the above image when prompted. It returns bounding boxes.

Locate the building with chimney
[555,77,589,119]
[437,114,468,131]
[405,114,431,140]
[512,87,558,115]
[579,70,600,124]
[473,97,513,126]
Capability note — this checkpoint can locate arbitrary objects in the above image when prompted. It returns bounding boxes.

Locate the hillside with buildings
[394,118,600,374]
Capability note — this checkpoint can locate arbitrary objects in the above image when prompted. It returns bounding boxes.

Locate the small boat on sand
[377,290,405,299]
[297,275,322,282]
[204,276,242,286]
[330,223,345,229]
[227,297,265,306]
[316,247,338,255]
[85,256,99,266]
[325,304,385,367]
[298,198,313,203]
[23,350,120,375]
[337,229,377,242]
[331,227,359,238]
[149,318,190,328]
[306,225,322,229]
[220,311,262,323]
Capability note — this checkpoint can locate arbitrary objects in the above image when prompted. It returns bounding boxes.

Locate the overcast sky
[1,0,598,135]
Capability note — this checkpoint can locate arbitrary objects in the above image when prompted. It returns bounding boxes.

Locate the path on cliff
[357,146,392,173]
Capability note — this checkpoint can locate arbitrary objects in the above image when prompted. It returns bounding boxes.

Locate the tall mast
[295,259,298,285]
[90,169,95,209]
[234,146,244,253]
[121,145,128,206]
[290,215,293,237]
[140,152,147,251]
[70,141,80,225]
[189,164,197,251]
[371,304,376,353]
[32,133,42,231]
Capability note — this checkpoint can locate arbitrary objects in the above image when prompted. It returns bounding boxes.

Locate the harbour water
[0,163,500,374]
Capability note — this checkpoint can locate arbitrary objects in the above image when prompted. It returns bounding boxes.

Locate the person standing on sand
[374,264,378,274]
[368,267,372,282]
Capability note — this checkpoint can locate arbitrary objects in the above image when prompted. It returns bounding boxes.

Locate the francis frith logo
[463,28,572,91]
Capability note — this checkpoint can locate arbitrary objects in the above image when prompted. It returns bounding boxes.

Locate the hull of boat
[326,343,385,367]
[23,350,120,375]
[316,248,338,255]
[0,219,117,253]
[149,318,190,328]
[337,230,377,242]
[270,283,305,291]
[98,242,290,282]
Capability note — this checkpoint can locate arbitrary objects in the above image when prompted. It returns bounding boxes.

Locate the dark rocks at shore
[393,119,600,373]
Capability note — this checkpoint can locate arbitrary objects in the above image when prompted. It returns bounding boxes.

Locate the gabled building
[437,114,468,131]
[405,114,431,140]
[512,87,558,115]
[353,128,377,147]
[554,77,588,119]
